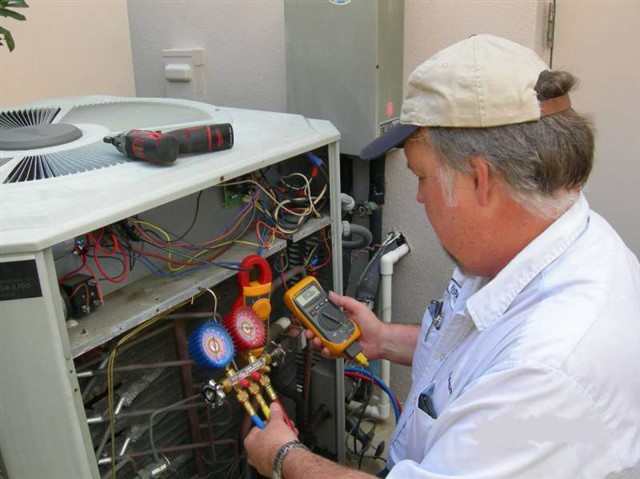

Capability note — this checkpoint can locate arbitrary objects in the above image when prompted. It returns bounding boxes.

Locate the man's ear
[470,157,492,207]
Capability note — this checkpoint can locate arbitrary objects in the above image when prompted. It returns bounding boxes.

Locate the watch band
[271,440,308,479]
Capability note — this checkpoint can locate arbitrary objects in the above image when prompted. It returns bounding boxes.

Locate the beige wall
[553,0,640,255]
[0,0,135,107]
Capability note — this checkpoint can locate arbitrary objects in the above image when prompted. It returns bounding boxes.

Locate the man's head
[361,34,594,218]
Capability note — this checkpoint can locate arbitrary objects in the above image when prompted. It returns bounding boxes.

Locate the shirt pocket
[406,383,438,463]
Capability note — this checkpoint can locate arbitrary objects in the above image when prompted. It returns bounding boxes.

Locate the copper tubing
[78,359,193,378]
[98,439,235,461]
[173,317,206,477]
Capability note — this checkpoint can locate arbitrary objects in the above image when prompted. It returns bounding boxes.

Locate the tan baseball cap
[360,34,571,161]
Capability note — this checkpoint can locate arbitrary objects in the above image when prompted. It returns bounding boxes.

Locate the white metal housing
[0,96,344,478]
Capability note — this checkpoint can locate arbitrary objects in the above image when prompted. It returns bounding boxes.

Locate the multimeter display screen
[296,284,322,307]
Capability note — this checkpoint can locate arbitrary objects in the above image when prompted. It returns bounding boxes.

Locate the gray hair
[424,70,595,218]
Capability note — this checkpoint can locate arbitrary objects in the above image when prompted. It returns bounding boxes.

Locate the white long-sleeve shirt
[388,195,640,478]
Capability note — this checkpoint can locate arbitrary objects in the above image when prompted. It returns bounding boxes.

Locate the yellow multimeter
[284,276,368,366]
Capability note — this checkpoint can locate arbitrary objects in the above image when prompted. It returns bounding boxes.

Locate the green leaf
[0,25,15,51]
[3,1,29,8]
[0,9,27,21]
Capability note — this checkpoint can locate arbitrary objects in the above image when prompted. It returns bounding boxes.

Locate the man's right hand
[304,291,385,361]
[303,290,420,366]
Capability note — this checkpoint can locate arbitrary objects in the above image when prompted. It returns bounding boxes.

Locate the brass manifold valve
[201,342,291,429]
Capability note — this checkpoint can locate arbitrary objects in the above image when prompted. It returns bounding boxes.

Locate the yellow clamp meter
[284,276,368,366]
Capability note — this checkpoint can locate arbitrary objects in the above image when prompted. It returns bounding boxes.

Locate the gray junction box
[285,0,404,157]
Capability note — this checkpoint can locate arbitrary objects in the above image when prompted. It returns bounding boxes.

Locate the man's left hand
[244,401,298,476]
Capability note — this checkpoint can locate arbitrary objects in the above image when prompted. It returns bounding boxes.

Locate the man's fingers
[269,401,283,421]
[327,290,343,305]
[328,290,361,313]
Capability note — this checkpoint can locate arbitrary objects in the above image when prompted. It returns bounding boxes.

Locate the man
[245,34,640,478]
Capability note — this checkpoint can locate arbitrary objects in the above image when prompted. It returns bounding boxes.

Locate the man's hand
[304,291,385,361]
[244,401,298,477]
[305,291,420,366]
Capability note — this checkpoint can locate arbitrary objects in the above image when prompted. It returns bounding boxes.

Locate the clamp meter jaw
[284,276,368,366]
[233,255,272,321]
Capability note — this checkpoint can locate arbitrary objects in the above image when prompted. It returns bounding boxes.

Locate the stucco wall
[0,0,135,107]
[553,0,640,256]
[126,0,286,112]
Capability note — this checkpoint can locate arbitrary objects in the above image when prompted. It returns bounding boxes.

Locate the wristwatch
[272,440,309,479]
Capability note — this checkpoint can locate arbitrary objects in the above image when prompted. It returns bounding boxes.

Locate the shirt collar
[465,194,590,330]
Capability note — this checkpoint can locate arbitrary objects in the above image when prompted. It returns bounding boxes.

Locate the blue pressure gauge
[188,322,235,370]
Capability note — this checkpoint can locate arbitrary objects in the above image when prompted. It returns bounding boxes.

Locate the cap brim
[359,123,419,161]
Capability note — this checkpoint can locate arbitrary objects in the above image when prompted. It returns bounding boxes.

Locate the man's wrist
[272,440,308,479]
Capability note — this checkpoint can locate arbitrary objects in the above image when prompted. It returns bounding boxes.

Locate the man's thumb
[269,401,283,420]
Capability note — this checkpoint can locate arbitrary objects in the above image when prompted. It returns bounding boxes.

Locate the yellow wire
[134,220,179,270]
[106,298,190,479]
[131,219,260,272]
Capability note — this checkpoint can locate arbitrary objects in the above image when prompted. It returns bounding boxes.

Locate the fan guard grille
[0,107,60,129]
[2,142,127,184]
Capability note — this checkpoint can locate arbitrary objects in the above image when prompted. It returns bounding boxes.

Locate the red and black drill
[104,123,234,164]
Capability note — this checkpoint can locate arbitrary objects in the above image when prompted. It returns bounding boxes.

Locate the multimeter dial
[283,276,368,366]
[290,279,355,341]
[316,300,345,331]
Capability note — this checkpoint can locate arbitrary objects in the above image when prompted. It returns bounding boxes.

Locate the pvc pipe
[346,242,410,421]
[377,243,411,418]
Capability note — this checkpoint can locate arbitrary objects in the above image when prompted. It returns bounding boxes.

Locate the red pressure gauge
[223,306,267,352]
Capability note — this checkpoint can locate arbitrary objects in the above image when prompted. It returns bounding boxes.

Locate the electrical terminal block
[59,274,102,318]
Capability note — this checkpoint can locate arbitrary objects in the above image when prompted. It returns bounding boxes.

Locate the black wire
[110,225,138,271]
[172,190,204,242]
[346,367,375,468]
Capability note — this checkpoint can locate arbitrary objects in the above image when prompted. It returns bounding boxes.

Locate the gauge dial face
[202,328,232,362]
[189,322,235,369]
[225,306,266,351]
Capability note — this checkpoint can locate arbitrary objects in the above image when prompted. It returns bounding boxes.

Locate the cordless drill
[104,123,234,164]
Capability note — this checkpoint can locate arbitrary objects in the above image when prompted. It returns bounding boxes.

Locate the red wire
[90,232,130,284]
[307,229,332,273]
[344,371,402,414]
[58,255,88,284]
[273,398,296,431]
[88,230,119,255]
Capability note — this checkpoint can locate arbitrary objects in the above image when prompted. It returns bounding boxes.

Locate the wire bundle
[58,164,330,288]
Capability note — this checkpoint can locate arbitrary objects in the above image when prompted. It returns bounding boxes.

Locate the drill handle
[168,123,234,155]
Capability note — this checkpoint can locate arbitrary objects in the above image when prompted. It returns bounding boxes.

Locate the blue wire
[251,414,266,429]
[344,367,401,423]
[134,253,242,279]
[304,152,325,167]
